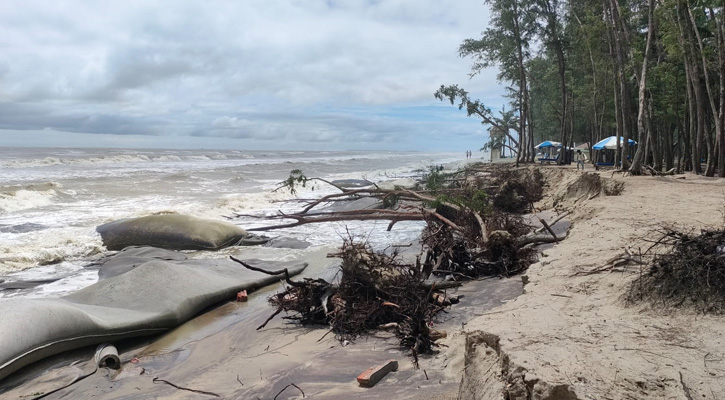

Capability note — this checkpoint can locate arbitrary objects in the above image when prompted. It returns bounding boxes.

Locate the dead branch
[257,306,283,330]
[152,377,220,397]
[421,209,463,232]
[274,383,305,399]
[645,165,676,176]
[537,217,558,241]
[516,232,567,247]
[534,211,571,234]
[230,256,306,288]
[245,211,425,232]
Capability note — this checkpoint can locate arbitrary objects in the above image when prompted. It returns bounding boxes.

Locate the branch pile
[233,239,454,365]
[421,166,546,278]
[626,227,725,314]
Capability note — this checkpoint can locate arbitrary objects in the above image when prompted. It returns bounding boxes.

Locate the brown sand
[6,166,725,399]
[460,167,725,399]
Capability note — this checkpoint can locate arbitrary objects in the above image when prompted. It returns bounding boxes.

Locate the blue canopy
[592,136,636,150]
[535,140,562,149]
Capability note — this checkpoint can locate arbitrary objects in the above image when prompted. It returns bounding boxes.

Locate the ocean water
[0,147,463,298]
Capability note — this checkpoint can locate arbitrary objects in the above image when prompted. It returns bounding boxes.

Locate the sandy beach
[460,167,725,399]
[4,165,725,399]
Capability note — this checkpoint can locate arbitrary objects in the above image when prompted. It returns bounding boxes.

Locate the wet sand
[3,270,522,399]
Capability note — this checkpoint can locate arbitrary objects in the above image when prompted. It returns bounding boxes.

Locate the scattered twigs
[572,248,644,276]
[274,383,305,399]
[152,377,220,397]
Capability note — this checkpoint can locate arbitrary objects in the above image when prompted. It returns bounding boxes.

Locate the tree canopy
[439,0,725,175]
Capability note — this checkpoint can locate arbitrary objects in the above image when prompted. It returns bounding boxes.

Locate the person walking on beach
[575,150,588,170]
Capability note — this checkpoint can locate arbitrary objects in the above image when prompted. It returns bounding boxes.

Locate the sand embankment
[460,167,725,399]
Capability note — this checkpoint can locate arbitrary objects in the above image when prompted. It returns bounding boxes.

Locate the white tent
[592,136,636,150]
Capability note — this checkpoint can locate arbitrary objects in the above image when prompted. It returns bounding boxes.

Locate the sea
[0,147,465,299]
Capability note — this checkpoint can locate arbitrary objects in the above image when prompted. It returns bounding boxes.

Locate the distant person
[575,150,588,170]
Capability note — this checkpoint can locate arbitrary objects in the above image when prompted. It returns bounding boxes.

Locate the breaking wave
[0,183,61,213]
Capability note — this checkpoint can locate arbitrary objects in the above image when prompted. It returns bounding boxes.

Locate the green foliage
[435,85,520,152]
[423,165,446,192]
[278,169,309,195]
[434,190,491,214]
[382,192,401,208]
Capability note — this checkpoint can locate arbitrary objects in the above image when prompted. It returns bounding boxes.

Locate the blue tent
[535,140,562,149]
[592,136,637,150]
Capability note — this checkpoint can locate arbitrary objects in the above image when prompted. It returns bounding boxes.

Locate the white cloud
[0,0,503,150]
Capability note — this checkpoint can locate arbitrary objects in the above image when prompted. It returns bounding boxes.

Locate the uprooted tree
[228,164,566,361]
[626,226,725,314]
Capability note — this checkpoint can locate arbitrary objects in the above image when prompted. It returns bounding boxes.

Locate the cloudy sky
[0,1,504,151]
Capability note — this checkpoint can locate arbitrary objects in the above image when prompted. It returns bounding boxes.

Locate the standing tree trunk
[629,0,656,174]
[677,0,703,174]
[688,5,724,177]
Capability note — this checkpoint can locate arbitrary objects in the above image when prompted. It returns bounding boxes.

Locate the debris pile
[627,228,725,314]
[233,240,454,365]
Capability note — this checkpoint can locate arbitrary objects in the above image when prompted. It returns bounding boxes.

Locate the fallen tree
[230,164,567,360]
[229,165,557,281]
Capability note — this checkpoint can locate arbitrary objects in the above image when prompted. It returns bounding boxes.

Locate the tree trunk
[677,0,702,174]
[629,0,656,175]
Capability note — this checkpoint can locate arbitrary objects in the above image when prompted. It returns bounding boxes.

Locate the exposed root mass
[627,227,725,314]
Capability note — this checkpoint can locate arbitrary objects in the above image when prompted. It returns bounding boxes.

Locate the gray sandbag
[330,179,374,188]
[0,258,307,382]
[235,233,272,246]
[376,178,417,191]
[93,246,188,280]
[264,237,311,249]
[0,278,65,291]
[96,214,249,251]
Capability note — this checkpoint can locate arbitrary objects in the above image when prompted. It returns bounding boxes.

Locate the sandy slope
[460,167,725,400]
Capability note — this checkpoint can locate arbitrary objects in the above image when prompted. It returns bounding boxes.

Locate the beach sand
[460,167,725,399]
[5,166,725,399]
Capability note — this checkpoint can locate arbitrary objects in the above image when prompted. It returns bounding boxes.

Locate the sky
[0,0,505,152]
